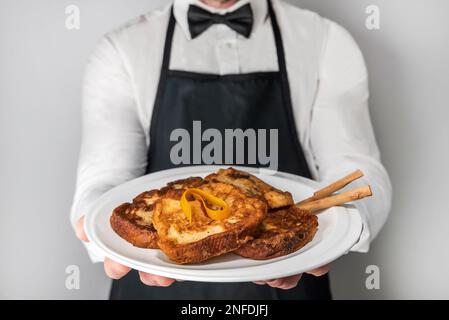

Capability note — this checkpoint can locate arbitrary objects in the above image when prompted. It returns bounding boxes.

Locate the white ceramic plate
[85,166,362,282]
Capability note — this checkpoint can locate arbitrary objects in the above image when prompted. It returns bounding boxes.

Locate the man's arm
[311,20,392,251]
[71,34,175,286]
[70,35,148,261]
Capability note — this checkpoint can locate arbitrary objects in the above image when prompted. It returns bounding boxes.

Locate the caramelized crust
[234,206,318,260]
[205,168,294,209]
[110,177,203,249]
[153,182,267,264]
[110,203,159,249]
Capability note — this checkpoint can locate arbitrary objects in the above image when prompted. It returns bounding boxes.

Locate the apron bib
[110,0,331,300]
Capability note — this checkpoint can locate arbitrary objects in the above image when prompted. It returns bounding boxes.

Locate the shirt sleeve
[311,20,392,252]
[70,35,148,262]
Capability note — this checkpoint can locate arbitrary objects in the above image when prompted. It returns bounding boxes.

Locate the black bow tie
[188,4,253,39]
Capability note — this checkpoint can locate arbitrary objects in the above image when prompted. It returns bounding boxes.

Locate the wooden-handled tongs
[296,170,372,214]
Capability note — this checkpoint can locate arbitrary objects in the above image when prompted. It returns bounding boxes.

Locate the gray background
[0,0,448,299]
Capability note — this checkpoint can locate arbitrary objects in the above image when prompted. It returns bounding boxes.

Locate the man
[72,0,392,299]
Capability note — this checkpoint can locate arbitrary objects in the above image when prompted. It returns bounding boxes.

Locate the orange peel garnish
[180,188,230,223]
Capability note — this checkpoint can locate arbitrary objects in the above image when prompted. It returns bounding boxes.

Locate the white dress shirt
[72,0,392,262]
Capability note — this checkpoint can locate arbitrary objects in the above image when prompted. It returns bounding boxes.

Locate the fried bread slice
[110,177,203,249]
[110,198,159,249]
[205,168,293,209]
[153,181,267,264]
[234,206,318,260]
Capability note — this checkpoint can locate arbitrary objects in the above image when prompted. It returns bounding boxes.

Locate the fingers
[254,274,302,290]
[267,275,302,290]
[75,216,89,242]
[306,264,330,277]
[103,257,175,287]
[79,214,174,287]
[253,264,330,290]
[139,272,176,287]
[104,257,131,280]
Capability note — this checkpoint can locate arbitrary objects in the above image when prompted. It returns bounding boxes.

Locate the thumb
[75,216,89,242]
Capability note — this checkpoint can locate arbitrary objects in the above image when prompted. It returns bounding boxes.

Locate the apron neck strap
[161,0,287,74]
[267,0,288,76]
[161,6,177,72]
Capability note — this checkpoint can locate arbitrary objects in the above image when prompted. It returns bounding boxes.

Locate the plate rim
[85,165,363,282]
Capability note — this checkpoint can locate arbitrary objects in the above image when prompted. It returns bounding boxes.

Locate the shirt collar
[173,0,268,40]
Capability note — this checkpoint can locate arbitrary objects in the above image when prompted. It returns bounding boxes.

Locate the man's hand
[75,216,176,287]
[253,265,330,290]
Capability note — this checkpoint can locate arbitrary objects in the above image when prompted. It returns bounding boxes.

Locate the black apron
[110,0,331,300]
